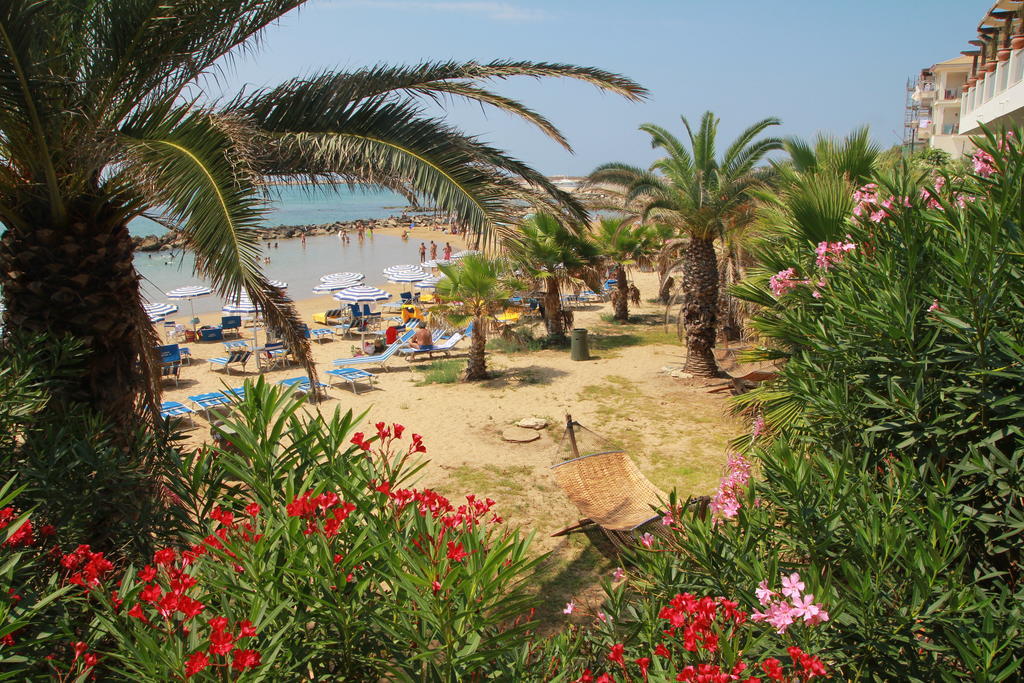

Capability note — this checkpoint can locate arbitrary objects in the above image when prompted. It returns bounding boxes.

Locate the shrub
[0,380,541,681]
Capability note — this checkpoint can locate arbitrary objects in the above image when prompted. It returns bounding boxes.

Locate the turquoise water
[133,185,430,315]
[129,184,410,237]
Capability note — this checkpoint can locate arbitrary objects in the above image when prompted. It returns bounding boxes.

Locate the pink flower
[640,533,655,548]
[928,299,941,312]
[661,513,674,526]
[710,453,752,522]
[563,601,575,615]
[973,149,996,177]
[752,413,765,439]
[769,268,802,297]
[612,567,625,582]
[781,572,805,600]
[755,580,774,606]
[869,209,888,223]
[596,611,609,623]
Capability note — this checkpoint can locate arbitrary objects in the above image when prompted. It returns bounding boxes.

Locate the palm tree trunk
[465,315,488,380]
[681,237,719,377]
[0,219,158,430]
[544,278,566,341]
[613,265,629,321]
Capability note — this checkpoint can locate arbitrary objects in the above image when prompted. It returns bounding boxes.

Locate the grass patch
[413,359,463,385]
[488,328,545,354]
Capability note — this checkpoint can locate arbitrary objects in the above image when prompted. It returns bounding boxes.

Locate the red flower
[393,423,405,439]
[208,628,235,656]
[575,672,593,683]
[231,648,262,671]
[40,524,56,537]
[446,541,468,562]
[596,675,613,683]
[127,603,148,622]
[83,653,99,668]
[184,651,210,678]
[153,548,175,566]
[761,658,784,680]
[71,641,88,661]
[635,657,651,679]
[375,421,390,439]
[238,620,257,638]
[607,643,625,666]
[411,434,426,453]
[208,616,229,632]
[431,580,442,594]
[138,565,157,582]
[178,596,205,620]
[245,502,261,517]
[139,584,162,603]
[654,643,670,658]
[350,432,371,451]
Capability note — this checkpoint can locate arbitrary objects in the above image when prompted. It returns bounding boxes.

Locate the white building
[959,1,1024,135]
[911,56,973,155]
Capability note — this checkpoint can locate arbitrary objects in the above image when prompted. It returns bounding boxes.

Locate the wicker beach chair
[550,416,676,548]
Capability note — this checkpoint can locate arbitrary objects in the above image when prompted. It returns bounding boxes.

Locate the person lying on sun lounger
[408,322,432,349]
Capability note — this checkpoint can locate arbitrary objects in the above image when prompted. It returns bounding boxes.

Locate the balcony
[960,48,1024,135]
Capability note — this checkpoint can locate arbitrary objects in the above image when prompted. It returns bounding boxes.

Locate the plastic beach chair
[208,350,252,374]
[399,332,464,361]
[159,401,195,426]
[278,376,329,395]
[188,391,233,411]
[309,328,333,343]
[325,368,378,394]
[331,328,416,371]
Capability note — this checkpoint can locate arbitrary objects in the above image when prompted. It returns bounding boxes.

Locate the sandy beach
[158,268,737,615]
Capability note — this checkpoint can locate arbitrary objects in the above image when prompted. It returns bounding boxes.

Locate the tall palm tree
[0,0,646,431]
[592,217,658,321]
[588,112,782,376]
[509,212,601,342]
[434,256,511,381]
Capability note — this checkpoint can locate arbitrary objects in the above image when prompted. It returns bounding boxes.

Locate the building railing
[961,46,1024,133]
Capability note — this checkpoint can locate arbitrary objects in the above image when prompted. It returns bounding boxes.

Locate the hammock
[551,415,682,547]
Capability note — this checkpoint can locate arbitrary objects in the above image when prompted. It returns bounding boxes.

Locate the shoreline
[132,213,473,253]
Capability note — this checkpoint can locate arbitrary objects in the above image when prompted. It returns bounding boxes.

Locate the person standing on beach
[442,242,452,260]
[430,241,437,260]
[419,242,427,262]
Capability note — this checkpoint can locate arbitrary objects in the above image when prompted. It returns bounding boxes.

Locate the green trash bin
[570,328,590,361]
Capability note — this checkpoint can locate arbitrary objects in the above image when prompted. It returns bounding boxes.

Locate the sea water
[131,185,431,315]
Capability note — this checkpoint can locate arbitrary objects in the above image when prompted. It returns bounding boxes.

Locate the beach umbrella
[267,280,288,289]
[144,302,178,323]
[332,285,392,303]
[387,270,426,283]
[320,272,365,283]
[312,277,361,293]
[421,259,454,269]
[166,285,213,324]
[415,275,446,290]
[382,264,424,276]
[451,249,479,259]
[222,293,260,314]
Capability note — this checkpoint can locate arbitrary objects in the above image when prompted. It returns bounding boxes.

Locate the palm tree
[434,256,511,381]
[588,112,782,376]
[592,218,658,321]
[509,212,601,342]
[0,1,646,430]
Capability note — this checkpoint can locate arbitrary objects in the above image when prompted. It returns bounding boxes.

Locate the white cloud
[323,0,547,22]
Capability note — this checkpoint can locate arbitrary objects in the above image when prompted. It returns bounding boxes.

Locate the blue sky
[220,0,984,175]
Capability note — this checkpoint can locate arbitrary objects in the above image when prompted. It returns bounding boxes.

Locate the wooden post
[565,413,580,459]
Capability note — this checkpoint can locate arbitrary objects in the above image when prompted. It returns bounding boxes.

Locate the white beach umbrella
[421,259,454,269]
[382,264,424,276]
[166,285,213,323]
[332,285,392,303]
[222,294,260,315]
[387,270,426,283]
[415,275,446,290]
[312,277,362,293]
[451,249,479,259]
[267,280,288,289]
[319,272,365,283]
[144,302,178,318]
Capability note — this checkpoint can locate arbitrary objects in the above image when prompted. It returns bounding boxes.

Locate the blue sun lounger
[188,391,233,411]
[159,401,195,426]
[278,376,329,394]
[325,368,378,394]
[331,328,416,371]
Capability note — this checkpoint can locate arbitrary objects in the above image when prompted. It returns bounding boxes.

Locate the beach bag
[385,326,398,345]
